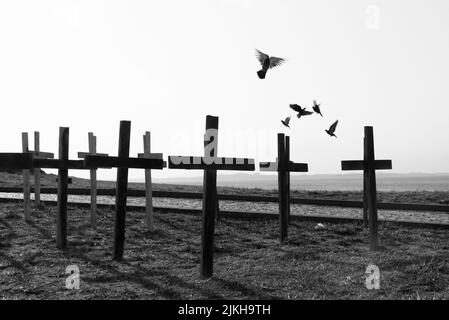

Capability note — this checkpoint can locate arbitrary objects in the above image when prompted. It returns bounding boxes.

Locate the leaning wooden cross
[78,132,109,228]
[84,121,164,261]
[259,134,308,244]
[168,115,255,279]
[341,126,392,251]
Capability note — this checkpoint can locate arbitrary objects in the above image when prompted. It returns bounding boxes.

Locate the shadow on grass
[65,246,225,299]
[212,276,282,299]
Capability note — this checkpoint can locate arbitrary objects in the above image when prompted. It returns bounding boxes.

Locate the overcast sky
[0,0,448,180]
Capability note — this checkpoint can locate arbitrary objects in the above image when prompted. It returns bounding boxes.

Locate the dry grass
[1,201,448,300]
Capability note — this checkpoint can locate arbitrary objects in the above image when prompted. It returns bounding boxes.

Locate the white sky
[0,0,448,180]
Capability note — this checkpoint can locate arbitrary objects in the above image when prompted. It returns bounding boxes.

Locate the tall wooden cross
[78,132,109,228]
[84,121,165,261]
[137,131,166,231]
[32,127,110,249]
[168,115,255,279]
[259,134,308,244]
[341,126,392,250]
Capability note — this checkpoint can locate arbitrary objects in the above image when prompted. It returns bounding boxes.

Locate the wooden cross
[259,134,308,244]
[32,127,109,249]
[84,121,164,261]
[168,115,255,279]
[137,131,166,231]
[341,126,392,250]
[21,133,32,220]
[0,152,33,221]
[26,132,55,208]
[78,132,109,228]
[21,131,54,218]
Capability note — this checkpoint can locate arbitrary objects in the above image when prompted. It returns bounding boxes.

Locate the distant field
[1,171,449,205]
[154,173,449,192]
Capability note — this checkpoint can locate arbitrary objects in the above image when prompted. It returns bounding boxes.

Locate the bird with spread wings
[255,49,285,79]
[290,104,314,118]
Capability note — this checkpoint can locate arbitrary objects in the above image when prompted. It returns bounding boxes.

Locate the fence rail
[0,186,448,213]
[1,196,448,230]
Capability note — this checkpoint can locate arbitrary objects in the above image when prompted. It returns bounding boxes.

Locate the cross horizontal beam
[168,156,255,171]
[137,152,163,159]
[78,152,109,158]
[137,153,167,167]
[84,155,164,169]
[30,151,54,159]
[259,161,308,172]
[33,159,110,170]
[0,153,33,169]
[341,160,392,171]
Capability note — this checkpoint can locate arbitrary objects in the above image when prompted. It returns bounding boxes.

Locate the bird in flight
[281,116,291,128]
[255,49,285,79]
[325,120,338,138]
[290,104,313,118]
[312,100,323,117]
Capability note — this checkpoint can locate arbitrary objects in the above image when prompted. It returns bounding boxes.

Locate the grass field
[1,200,448,299]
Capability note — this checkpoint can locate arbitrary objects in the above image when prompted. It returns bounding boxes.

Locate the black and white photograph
[0,0,449,308]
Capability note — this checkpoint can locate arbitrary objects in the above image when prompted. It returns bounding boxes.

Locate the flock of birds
[255,49,339,138]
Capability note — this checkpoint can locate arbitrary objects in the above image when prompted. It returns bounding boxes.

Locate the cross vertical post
[207,124,219,223]
[56,127,69,249]
[137,134,165,231]
[78,132,108,228]
[365,127,379,250]
[143,132,154,231]
[341,126,392,251]
[259,134,308,244]
[363,137,368,227]
[114,121,131,261]
[277,133,288,243]
[89,133,97,227]
[201,115,219,278]
[168,115,255,278]
[22,133,31,221]
[28,131,54,208]
[34,131,41,207]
